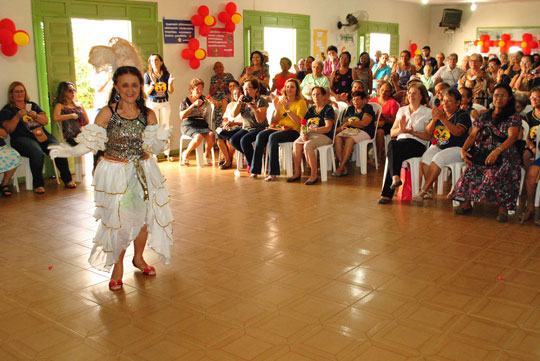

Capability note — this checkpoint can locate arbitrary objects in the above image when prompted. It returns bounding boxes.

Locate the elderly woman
[250,78,307,181]
[271,57,296,96]
[413,88,472,203]
[208,61,235,130]
[433,53,464,87]
[393,50,415,89]
[228,79,269,170]
[511,54,536,95]
[505,51,522,80]
[0,82,74,194]
[330,51,358,102]
[378,83,431,204]
[300,60,330,100]
[369,82,400,164]
[288,86,334,185]
[355,52,373,96]
[179,78,215,166]
[451,84,521,222]
[413,54,424,75]
[49,66,173,290]
[53,81,90,146]
[0,126,21,197]
[239,51,270,93]
[458,53,492,107]
[333,91,375,177]
[215,86,244,169]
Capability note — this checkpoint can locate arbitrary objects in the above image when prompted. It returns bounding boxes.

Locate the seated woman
[0,126,21,197]
[522,155,540,226]
[330,51,358,102]
[413,54,424,75]
[250,78,307,181]
[300,60,330,100]
[420,63,434,91]
[216,86,244,169]
[0,81,74,194]
[355,52,373,96]
[271,57,296,96]
[53,81,90,146]
[333,91,375,177]
[413,88,472,203]
[511,54,536,95]
[451,84,522,222]
[288,86,334,185]
[372,53,391,90]
[227,79,269,170]
[378,83,432,204]
[179,78,215,166]
[369,82,399,164]
[239,51,270,94]
[459,86,480,122]
[392,50,415,90]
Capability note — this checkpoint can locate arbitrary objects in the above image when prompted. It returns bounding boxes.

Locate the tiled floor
[1,159,539,360]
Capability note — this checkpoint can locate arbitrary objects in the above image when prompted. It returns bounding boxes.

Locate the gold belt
[103,154,150,200]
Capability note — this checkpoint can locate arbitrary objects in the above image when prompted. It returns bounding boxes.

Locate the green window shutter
[296,28,310,62]
[132,21,163,64]
[250,25,264,54]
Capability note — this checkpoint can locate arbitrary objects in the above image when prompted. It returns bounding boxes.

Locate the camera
[241,95,253,103]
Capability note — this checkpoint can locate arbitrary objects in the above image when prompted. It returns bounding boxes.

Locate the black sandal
[0,185,12,197]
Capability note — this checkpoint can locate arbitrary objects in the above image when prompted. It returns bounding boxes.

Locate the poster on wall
[337,33,357,66]
[207,28,234,57]
[163,19,195,44]
[313,29,327,61]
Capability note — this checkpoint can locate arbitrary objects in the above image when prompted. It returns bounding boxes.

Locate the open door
[132,21,163,61]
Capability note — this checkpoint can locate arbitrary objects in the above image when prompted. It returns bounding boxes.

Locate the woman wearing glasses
[53,81,90,146]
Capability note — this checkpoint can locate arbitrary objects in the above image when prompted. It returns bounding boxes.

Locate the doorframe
[357,21,399,59]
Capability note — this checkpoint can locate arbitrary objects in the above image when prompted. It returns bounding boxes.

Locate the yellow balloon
[231,13,242,24]
[204,15,215,26]
[521,41,528,48]
[194,49,206,60]
[13,31,30,46]
[414,49,421,55]
[499,41,505,47]
[477,41,483,46]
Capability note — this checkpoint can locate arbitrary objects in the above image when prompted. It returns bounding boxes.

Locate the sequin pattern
[105,111,147,161]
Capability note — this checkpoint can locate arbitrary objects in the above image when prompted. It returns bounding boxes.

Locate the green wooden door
[250,26,264,53]
[132,21,163,63]
[357,21,399,58]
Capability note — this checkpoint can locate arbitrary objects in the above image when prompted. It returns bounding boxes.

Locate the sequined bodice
[105,110,147,160]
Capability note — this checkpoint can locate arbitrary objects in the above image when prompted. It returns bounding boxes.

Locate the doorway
[264,27,296,80]
[369,33,391,59]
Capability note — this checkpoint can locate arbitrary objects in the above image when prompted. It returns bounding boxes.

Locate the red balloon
[0,19,16,32]
[181,48,194,59]
[225,22,235,32]
[191,14,203,26]
[1,42,17,56]
[225,2,237,14]
[218,11,230,23]
[0,28,12,45]
[190,58,200,69]
[188,38,199,50]
[523,33,533,42]
[410,43,417,52]
[199,25,210,37]
[501,33,511,42]
[198,5,209,17]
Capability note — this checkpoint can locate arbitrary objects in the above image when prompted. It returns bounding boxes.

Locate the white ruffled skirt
[88,157,173,272]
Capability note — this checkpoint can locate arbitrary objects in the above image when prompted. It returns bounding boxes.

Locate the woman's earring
[114,92,120,102]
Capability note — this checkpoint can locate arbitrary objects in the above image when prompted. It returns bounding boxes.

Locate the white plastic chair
[437,162,466,195]
[353,102,381,174]
[519,120,530,199]
[179,103,215,168]
[313,106,341,181]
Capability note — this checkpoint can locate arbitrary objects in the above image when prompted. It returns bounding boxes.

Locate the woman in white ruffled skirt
[50,66,173,290]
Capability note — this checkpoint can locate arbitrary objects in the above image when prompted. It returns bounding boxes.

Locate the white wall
[427,1,540,58]
[0,0,430,149]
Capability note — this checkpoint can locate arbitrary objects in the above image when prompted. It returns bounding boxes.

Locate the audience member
[459,86,480,122]
[53,81,90,146]
[393,50,415,89]
[433,53,464,87]
[436,52,445,71]
[369,82,399,164]
[271,57,296,96]
[414,54,424,75]
[330,51,358,102]
[487,57,511,88]
[512,54,540,95]
[300,60,330,100]
[420,63,434,91]
[209,61,235,130]
[239,51,270,92]
[372,53,391,90]
[355,52,373,96]
[323,45,339,77]
[215,86,244,169]
[0,126,21,197]
[458,53,492,107]
[505,51,522,79]
[461,55,470,72]
[297,56,314,82]
[500,52,510,71]
[423,46,438,71]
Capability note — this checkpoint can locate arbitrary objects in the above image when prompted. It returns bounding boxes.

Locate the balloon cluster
[218,2,243,33]
[181,38,207,69]
[191,6,216,37]
[410,43,421,56]
[474,33,539,55]
[0,19,30,57]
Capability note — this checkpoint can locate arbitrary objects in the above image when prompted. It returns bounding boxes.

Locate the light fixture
[471,2,477,11]
[421,0,428,4]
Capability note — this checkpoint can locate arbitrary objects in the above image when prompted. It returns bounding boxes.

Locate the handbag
[31,126,47,143]
[397,167,412,201]
[339,127,361,137]
[466,125,505,166]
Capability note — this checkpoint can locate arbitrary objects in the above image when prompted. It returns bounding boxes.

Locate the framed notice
[313,29,327,61]
[207,28,234,57]
[163,19,195,44]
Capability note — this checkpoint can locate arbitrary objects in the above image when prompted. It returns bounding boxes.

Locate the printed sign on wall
[163,19,195,44]
[207,28,234,57]
[313,29,327,61]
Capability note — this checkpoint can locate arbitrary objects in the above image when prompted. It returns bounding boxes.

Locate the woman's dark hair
[147,53,168,76]
[340,51,351,64]
[352,91,367,99]
[357,52,370,67]
[227,80,240,94]
[522,54,534,64]
[327,45,338,53]
[459,86,473,104]
[311,86,327,96]
[56,81,75,105]
[444,87,462,103]
[491,83,516,124]
[401,50,411,58]
[244,78,261,95]
[250,51,264,65]
[108,66,147,115]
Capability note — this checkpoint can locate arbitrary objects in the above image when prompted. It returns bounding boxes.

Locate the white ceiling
[398,0,534,4]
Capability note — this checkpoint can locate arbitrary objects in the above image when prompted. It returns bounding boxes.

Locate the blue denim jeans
[250,129,299,175]
[230,128,264,167]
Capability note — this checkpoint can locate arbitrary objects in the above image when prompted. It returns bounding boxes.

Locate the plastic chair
[353,102,381,174]
[519,120,530,199]
[179,103,215,168]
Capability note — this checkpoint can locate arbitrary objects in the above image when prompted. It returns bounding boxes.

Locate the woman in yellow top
[250,78,307,181]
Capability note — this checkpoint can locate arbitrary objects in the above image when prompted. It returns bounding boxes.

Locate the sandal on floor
[108,279,123,291]
[496,213,508,223]
[132,259,156,276]
[34,187,45,194]
[65,181,76,189]
[520,208,535,224]
[423,190,434,200]
[390,180,403,190]
[181,151,190,166]
[378,197,391,204]
[412,193,425,204]
[0,185,12,197]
